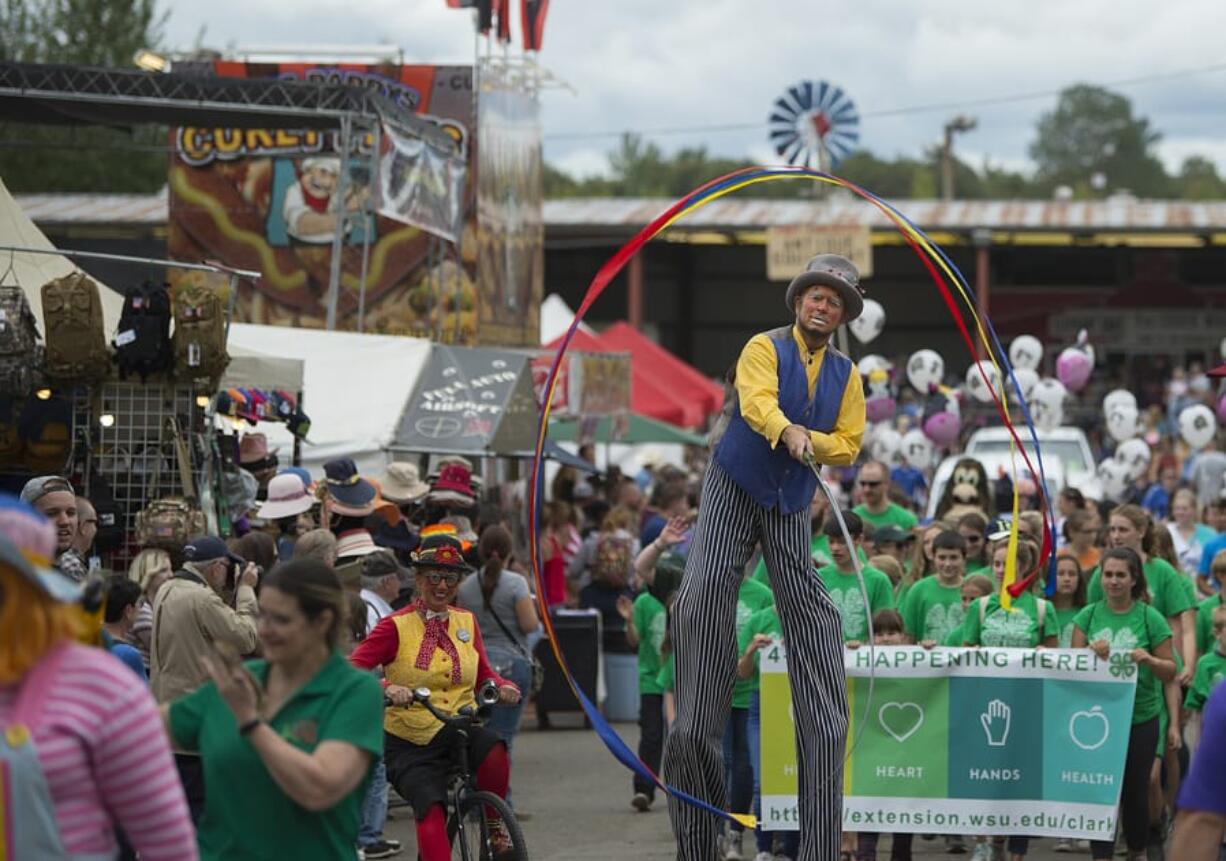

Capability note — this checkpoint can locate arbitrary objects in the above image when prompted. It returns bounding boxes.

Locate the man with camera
[150,534,260,822]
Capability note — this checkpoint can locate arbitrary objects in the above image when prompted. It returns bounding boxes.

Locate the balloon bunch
[529,166,1055,828]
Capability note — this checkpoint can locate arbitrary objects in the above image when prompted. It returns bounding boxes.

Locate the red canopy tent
[599,322,725,416]
[541,328,709,429]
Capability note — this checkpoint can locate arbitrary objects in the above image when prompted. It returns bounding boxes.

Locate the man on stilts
[663,254,867,861]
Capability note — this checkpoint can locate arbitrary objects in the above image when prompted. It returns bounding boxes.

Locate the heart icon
[1068,705,1110,751]
[878,702,924,743]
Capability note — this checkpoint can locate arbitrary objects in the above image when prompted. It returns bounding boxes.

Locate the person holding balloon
[663,253,867,861]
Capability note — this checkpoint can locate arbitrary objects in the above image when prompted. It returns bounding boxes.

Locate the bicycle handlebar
[383,680,500,727]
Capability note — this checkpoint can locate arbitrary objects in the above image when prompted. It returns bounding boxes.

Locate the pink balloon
[1056,348,1093,393]
[865,396,897,423]
[1217,393,1226,425]
[923,412,961,447]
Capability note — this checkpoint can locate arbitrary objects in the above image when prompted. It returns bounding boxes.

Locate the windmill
[768,80,860,171]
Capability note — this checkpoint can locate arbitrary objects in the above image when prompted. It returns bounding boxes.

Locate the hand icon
[980,699,1011,747]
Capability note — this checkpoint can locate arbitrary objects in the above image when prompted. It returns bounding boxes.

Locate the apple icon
[1069,705,1110,751]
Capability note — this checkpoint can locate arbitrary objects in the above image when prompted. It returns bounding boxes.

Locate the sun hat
[379,462,431,504]
[784,253,865,322]
[323,458,377,516]
[282,466,315,493]
[0,494,83,602]
[239,433,279,469]
[411,533,473,573]
[257,473,315,520]
[427,463,477,507]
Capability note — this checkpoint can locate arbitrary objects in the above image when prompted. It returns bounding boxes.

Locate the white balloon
[1114,438,1151,481]
[1009,335,1043,371]
[1030,378,1067,410]
[869,427,903,465]
[906,350,944,393]
[900,429,934,469]
[1102,389,1137,415]
[858,354,891,378]
[965,360,1002,404]
[1097,458,1131,503]
[1009,368,1039,401]
[1179,404,1218,450]
[1106,404,1139,443]
[849,299,886,344]
[1032,401,1064,432]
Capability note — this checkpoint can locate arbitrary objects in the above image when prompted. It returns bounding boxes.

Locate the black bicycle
[408,683,528,861]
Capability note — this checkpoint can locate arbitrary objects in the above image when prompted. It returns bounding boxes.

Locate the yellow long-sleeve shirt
[733,325,865,466]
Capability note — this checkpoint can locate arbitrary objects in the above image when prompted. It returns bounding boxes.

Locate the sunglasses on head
[421,570,461,586]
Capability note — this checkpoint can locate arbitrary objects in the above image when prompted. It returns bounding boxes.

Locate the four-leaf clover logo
[1108,652,1136,679]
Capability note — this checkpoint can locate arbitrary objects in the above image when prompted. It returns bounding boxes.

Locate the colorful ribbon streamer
[527,166,1056,828]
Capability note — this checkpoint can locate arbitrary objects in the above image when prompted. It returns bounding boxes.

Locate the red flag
[496,0,512,43]
[521,0,549,51]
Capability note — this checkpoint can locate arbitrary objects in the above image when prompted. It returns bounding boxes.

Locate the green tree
[0,0,168,192]
[1176,155,1226,200]
[1028,84,1170,197]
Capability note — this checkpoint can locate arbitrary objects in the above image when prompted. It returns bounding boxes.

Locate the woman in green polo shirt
[1072,547,1177,861]
[166,558,384,861]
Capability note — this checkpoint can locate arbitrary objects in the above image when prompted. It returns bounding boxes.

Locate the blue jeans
[747,693,798,857]
[485,650,532,808]
[721,707,753,834]
[358,756,388,847]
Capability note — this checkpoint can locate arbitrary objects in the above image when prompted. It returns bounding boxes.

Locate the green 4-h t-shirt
[170,652,384,861]
[1195,593,1224,656]
[853,502,918,533]
[750,534,866,589]
[1073,601,1172,724]
[737,604,784,692]
[961,592,1058,648]
[633,591,668,696]
[900,576,965,643]
[732,578,777,708]
[657,652,675,693]
[1086,558,1195,620]
[817,563,894,642]
[1185,649,1226,713]
[1055,606,1080,649]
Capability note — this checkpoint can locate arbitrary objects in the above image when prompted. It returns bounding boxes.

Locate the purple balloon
[1217,393,1226,425]
[1056,348,1093,393]
[865,396,897,423]
[923,412,961,447]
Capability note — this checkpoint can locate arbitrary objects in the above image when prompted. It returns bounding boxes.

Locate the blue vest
[713,326,852,515]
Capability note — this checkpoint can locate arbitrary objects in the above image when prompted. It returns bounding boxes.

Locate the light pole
[940,114,978,201]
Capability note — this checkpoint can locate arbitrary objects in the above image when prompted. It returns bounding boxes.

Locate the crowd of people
[5,356,1226,861]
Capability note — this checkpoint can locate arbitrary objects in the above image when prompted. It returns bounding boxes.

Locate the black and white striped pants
[663,461,847,861]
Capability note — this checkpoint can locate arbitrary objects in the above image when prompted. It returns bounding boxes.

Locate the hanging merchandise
[114,281,173,381]
[0,282,40,396]
[171,282,229,385]
[17,392,73,474]
[212,387,311,440]
[134,418,206,550]
[41,272,110,383]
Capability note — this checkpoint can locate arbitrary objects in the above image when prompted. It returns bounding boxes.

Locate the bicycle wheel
[449,790,528,861]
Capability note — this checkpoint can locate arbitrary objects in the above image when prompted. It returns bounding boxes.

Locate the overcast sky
[161,0,1226,183]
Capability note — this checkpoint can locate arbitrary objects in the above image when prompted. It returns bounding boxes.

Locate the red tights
[415,743,511,861]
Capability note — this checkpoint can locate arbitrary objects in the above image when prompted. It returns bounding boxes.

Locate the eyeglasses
[858,480,882,488]
[421,571,461,586]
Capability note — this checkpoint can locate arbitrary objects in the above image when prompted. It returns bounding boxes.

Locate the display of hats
[427,462,477,506]
[238,432,279,470]
[0,494,83,602]
[380,462,431,504]
[323,457,377,517]
[257,472,315,520]
[411,532,473,572]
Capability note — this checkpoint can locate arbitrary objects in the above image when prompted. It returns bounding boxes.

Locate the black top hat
[785,253,865,322]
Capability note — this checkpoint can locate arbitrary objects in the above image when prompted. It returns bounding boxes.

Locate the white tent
[225,323,432,475]
[539,292,594,345]
[0,176,302,391]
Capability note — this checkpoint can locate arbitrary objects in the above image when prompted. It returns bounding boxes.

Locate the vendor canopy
[392,344,541,457]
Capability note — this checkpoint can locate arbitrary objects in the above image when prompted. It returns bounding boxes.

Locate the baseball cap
[183,535,244,565]
[20,475,75,506]
[873,525,912,545]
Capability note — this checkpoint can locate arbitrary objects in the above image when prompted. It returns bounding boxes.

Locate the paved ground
[382,712,1090,860]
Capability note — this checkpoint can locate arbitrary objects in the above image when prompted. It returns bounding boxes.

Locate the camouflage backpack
[41,272,110,382]
[0,284,39,395]
[170,282,229,385]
